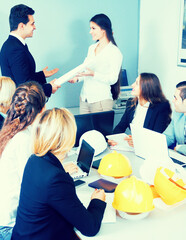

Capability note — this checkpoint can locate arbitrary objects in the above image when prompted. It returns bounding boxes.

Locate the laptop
[70,140,95,179]
[130,124,147,159]
[74,110,114,147]
[130,123,169,160]
[130,123,186,166]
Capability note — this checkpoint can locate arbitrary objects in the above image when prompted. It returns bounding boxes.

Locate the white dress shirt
[0,127,32,227]
[9,32,25,46]
[132,102,150,127]
[80,41,123,103]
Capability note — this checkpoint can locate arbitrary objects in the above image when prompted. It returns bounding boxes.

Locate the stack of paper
[55,58,95,85]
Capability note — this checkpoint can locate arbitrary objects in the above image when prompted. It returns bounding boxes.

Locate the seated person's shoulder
[13,127,31,141]
[152,100,171,111]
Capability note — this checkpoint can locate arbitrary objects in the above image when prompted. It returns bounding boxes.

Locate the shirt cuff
[175,145,182,151]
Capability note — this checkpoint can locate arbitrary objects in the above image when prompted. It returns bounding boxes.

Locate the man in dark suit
[0,4,60,97]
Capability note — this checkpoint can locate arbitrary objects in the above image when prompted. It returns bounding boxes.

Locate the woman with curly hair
[0,81,46,240]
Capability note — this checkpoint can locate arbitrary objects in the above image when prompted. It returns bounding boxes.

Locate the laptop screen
[77,140,95,174]
[74,110,114,147]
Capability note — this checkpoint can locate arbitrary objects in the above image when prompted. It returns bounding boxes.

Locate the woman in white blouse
[69,13,123,113]
[108,73,172,147]
[0,82,46,240]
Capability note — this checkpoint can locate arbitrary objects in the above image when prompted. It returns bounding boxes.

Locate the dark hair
[9,4,35,31]
[0,81,45,156]
[90,14,116,45]
[90,13,121,100]
[132,73,170,105]
[176,81,186,100]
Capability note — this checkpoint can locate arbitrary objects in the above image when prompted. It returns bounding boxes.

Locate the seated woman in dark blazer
[12,108,106,240]
[109,73,172,146]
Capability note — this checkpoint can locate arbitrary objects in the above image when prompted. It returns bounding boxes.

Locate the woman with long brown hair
[0,81,46,240]
[109,73,172,146]
[69,13,123,113]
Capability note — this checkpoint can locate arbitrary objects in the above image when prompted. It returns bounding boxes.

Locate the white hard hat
[78,130,107,156]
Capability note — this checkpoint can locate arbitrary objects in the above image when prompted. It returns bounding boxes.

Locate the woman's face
[131,76,141,97]
[89,21,105,41]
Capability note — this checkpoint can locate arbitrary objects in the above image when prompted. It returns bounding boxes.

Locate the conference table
[64,147,186,240]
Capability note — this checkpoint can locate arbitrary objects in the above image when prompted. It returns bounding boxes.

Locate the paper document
[106,133,134,152]
[76,191,116,223]
[55,59,95,85]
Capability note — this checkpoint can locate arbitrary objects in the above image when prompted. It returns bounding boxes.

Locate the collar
[144,102,150,107]
[9,32,26,46]
[138,101,150,108]
[44,151,64,169]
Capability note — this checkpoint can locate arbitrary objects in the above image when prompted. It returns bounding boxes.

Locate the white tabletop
[64,148,186,240]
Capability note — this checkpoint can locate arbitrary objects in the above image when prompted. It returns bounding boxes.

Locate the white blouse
[132,102,150,127]
[80,41,123,103]
[0,127,32,227]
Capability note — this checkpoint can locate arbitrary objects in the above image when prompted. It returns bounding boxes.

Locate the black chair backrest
[74,110,115,147]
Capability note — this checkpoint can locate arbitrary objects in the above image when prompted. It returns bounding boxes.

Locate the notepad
[106,133,134,152]
[88,179,118,193]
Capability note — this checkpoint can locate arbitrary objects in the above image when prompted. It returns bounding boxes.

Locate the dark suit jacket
[0,35,52,97]
[113,98,171,134]
[12,152,106,240]
[0,113,5,130]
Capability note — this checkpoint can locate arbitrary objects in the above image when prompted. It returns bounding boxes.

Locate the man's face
[173,88,186,113]
[22,15,36,39]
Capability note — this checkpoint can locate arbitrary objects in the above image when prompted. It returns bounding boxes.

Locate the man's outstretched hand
[43,66,59,77]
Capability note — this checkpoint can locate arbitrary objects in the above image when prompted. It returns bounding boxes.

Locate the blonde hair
[32,108,77,161]
[0,77,16,112]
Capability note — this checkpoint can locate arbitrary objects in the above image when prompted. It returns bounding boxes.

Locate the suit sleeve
[48,173,106,237]
[151,102,171,133]
[113,99,134,134]
[9,46,52,97]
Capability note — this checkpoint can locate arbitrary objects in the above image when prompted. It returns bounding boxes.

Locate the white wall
[138,0,186,105]
[0,0,140,109]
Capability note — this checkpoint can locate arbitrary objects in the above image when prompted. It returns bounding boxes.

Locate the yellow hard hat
[112,176,154,213]
[98,151,132,177]
[154,167,186,205]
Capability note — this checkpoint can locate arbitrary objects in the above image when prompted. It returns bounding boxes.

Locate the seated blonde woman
[0,76,16,129]
[12,108,106,240]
